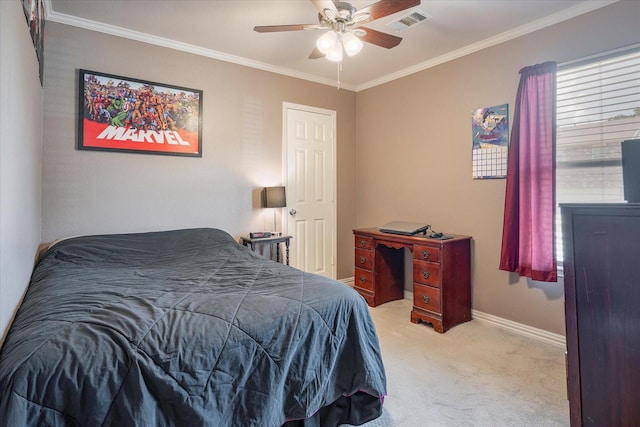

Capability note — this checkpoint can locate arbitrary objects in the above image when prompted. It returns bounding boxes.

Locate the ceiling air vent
[385,9,430,32]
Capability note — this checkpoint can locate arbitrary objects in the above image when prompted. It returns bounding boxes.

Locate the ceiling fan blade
[356,0,421,24]
[254,24,321,33]
[310,0,338,19]
[357,26,403,49]
[308,47,325,59]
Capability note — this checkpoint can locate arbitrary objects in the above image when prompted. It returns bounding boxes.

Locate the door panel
[284,104,336,279]
[314,219,326,273]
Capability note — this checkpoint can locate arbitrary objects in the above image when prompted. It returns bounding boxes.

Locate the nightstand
[240,235,292,265]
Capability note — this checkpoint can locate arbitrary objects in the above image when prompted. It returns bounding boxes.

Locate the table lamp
[262,186,286,235]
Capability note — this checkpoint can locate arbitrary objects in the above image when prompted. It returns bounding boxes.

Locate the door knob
[289,209,297,216]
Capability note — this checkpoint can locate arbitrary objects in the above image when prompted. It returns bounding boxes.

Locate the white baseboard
[470,309,566,348]
[339,277,566,349]
[340,277,355,287]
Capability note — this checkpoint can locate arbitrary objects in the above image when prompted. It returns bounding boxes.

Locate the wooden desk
[353,228,472,333]
[241,235,292,265]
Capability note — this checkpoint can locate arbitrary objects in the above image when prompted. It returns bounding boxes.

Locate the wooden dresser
[561,203,640,426]
[353,228,471,333]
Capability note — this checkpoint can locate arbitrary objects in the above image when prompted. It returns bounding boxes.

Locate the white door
[283,103,336,279]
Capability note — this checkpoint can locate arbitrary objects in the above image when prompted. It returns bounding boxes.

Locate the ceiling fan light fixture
[325,41,344,62]
[342,32,363,57]
[255,0,415,65]
[316,30,338,55]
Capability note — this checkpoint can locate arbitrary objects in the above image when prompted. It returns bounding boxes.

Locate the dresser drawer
[413,259,440,287]
[355,248,373,270]
[354,235,373,250]
[354,268,373,292]
[413,245,440,263]
[413,283,441,314]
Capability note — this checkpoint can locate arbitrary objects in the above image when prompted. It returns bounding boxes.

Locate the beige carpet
[349,299,569,427]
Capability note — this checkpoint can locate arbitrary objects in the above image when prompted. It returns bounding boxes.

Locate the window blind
[556,46,640,263]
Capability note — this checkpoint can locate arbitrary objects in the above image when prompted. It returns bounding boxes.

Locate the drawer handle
[360,256,366,264]
[360,240,367,247]
[422,270,430,279]
[422,250,429,260]
[423,295,430,304]
[359,275,367,284]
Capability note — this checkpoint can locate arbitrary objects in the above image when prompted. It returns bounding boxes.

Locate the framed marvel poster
[78,69,203,157]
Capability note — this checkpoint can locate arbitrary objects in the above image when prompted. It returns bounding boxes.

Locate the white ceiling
[46,0,618,91]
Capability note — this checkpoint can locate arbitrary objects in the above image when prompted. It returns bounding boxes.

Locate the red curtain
[499,62,557,282]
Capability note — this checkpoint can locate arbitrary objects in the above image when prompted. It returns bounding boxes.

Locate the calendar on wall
[471,104,509,179]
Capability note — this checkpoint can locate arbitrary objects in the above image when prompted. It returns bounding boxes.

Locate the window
[556,46,640,264]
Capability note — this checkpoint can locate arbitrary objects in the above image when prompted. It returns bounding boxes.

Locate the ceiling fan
[254,0,421,61]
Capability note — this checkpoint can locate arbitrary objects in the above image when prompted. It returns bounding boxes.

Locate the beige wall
[41,21,357,279]
[0,1,43,342]
[355,1,640,334]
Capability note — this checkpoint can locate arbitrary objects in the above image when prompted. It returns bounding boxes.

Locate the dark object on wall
[561,203,640,426]
[621,139,640,203]
[21,0,45,85]
[77,69,203,157]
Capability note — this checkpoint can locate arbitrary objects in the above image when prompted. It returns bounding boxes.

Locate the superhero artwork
[78,69,203,157]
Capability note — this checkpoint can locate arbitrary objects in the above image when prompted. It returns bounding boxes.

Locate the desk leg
[285,240,290,266]
[275,243,281,263]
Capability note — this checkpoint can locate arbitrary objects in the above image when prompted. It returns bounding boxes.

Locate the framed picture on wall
[22,0,45,85]
[78,69,203,157]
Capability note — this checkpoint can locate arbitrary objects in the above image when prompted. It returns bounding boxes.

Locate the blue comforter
[0,228,386,426]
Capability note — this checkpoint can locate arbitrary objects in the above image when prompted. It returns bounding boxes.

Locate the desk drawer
[413,283,441,314]
[354,268,373,292]
[413,260,440,287]
[355,248,373,270]
[354,235,373,250]
[413,245,440,263]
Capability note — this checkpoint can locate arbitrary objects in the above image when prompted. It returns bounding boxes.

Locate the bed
[0,228,386,426]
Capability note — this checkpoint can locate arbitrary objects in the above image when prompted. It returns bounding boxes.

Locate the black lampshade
[262,186,286,208]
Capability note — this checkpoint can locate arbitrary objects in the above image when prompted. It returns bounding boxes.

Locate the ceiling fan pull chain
[337,60,343,90]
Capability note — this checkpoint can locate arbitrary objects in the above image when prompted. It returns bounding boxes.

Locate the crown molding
[354,0,619,91]
[45,0,617,92]
[45,8,356,91]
